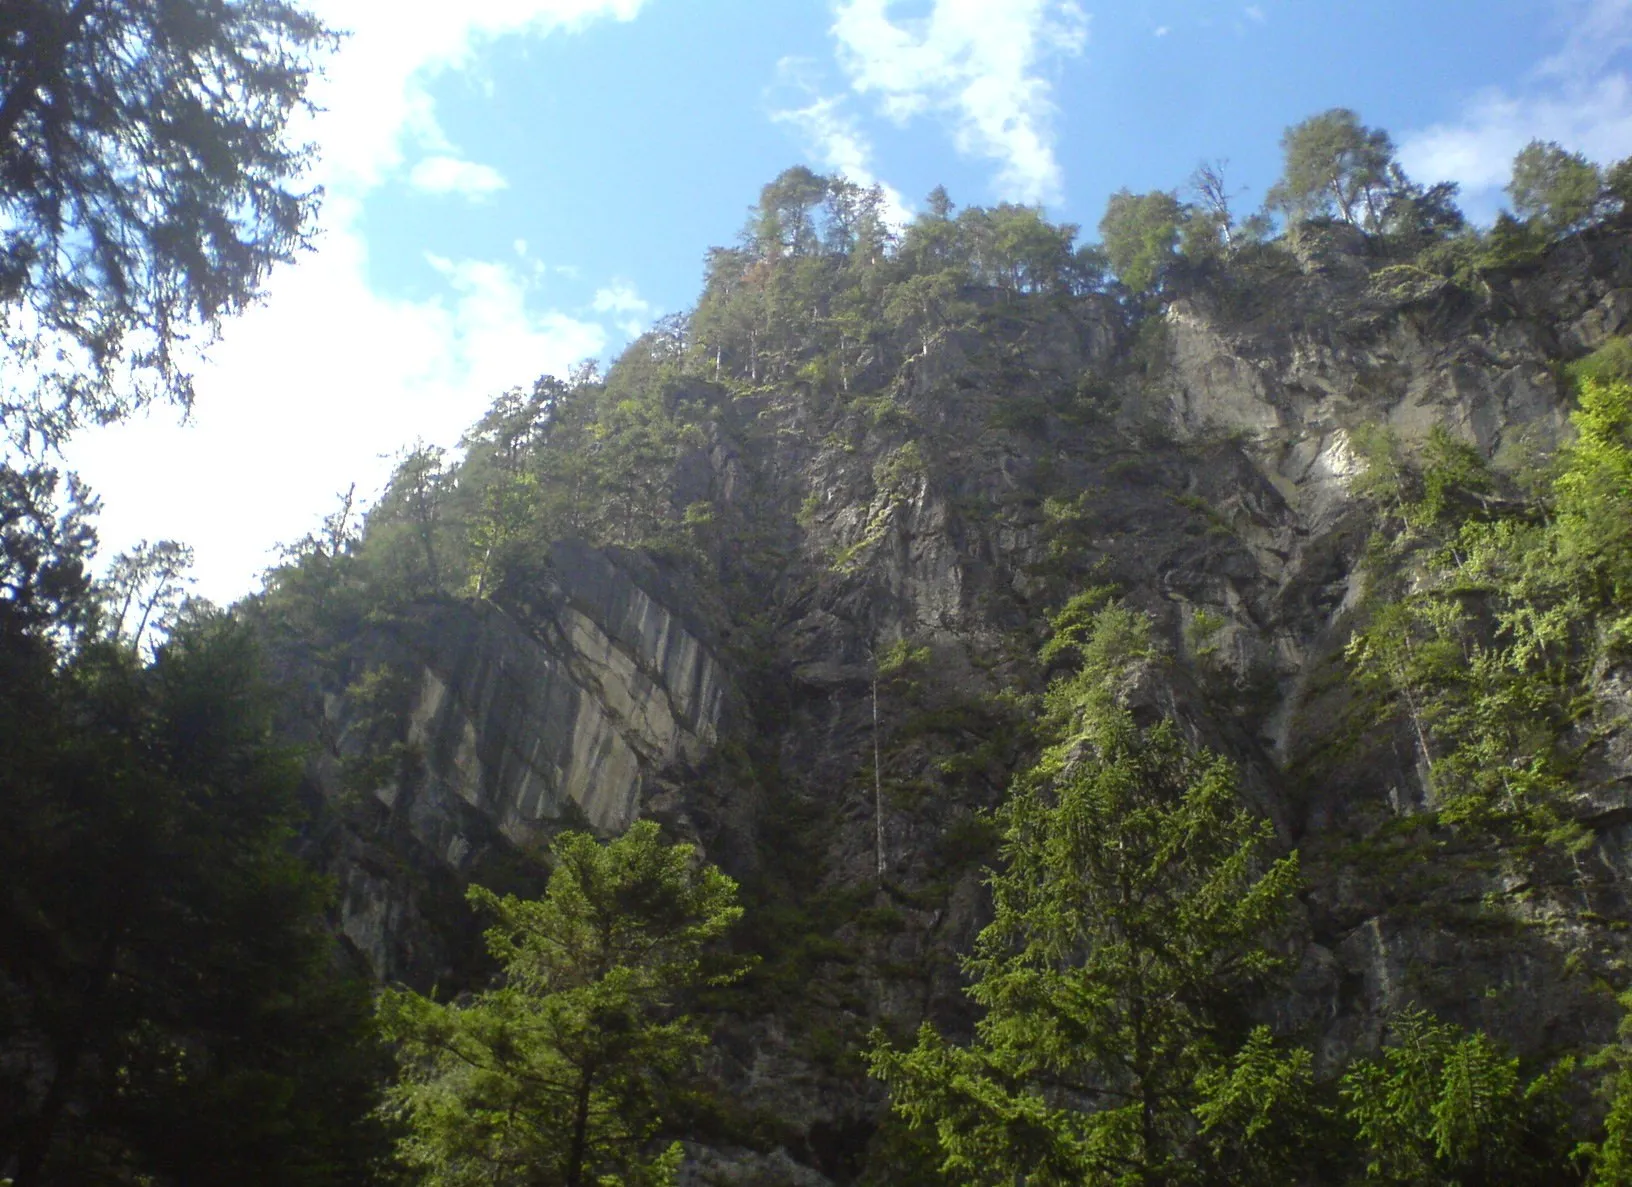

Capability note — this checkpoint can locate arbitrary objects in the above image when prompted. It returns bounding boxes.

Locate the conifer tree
[1,0,336,446]
[1342,1008,1571,1185]
[379,822,745,1187]
[870,599,1310,1185]
[0,613,391,1187]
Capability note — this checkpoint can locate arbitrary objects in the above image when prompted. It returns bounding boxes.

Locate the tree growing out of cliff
[378,822,746,1187]
[1098,189,1184,294]
[869,596,1315,1185]
[1268,108,1397,231]
[1508,140,1603,238]
[1342,373,1632,855]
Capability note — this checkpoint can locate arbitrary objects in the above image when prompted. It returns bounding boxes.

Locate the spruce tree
[870,599,1312,1185]
[379,822,745,1187]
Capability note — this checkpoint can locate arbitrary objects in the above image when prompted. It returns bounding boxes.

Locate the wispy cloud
[592,280,657,337]
[299,0,647,196]
[1399,0,1632,218]
[1244,5,1266,23]
[828,0,1088,204]
[1154,25,1170,37]
[1538,0,1632,79]
[409,154,510,198]
[769,57,913,226]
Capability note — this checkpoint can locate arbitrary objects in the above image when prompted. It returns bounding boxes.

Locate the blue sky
[62,0,1632,603]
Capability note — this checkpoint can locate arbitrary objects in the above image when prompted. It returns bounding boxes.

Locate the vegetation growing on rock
[18,73,1632,1184]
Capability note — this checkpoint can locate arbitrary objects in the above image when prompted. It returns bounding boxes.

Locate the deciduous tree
[1268,108,1396,231]
[1099,189,1184,294]
[1508,140,1603,236]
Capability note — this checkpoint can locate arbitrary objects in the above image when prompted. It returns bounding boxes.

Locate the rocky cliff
[272,219,1632,1182]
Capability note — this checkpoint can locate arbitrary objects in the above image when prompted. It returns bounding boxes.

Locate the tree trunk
[873,670,885,883]
[563,1065,595,1187]
[13,927,122,1187]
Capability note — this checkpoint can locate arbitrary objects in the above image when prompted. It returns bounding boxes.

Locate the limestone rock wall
[313,541,729,981]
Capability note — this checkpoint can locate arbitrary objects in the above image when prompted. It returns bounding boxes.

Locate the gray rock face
[312,541,729,981]
[299,226,1632,1183]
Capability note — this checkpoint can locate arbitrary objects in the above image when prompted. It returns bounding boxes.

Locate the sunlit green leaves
[379,823,744,1187]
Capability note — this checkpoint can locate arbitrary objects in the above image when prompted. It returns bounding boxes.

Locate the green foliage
[1607,157,1632,211]
[1099,188,1184,294]
[1341,1008,1572,1184]
[1268,108,1397,230]
[1193,1028,1326,1184]
[870,602,1306,1185]
[0,0,338,448]
[0,613,391,1186]
[378,822,745,1187]
[1509,140,1603,237]
[1185,606,1227,660]
[1341,378,1632,852]
[1036,584,1120,666]
[1482,212,1550,270]
[874,441,927,492]
[883,269,975,356]
[877,638,932,677]
[1569,338,1632,389]
[1580,991,1632,1185]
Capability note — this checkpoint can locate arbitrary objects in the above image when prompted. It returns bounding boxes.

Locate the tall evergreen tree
[1,0,336,447]
[870,599,1311,1185]
[0,612,392,1186]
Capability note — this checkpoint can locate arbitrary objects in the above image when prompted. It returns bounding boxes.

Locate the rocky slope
[279,221,1632,1182]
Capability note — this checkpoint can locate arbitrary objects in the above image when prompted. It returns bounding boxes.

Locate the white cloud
[409,154,509,197]
[1243,5,1266,22]
[829,0,1088,204]
[592,280,658,337]
[297,0,646,195]
[1154,25,1170,37]
[63,239,606,606]
[592,279,651,316]
[1399,0,1632,218]
[769,58,914,226]
[1539,0,1632,79]
[58,0,647,603]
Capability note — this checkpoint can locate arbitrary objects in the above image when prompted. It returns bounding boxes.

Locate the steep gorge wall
[304,540,731,980]
[303,226,1632,1182]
